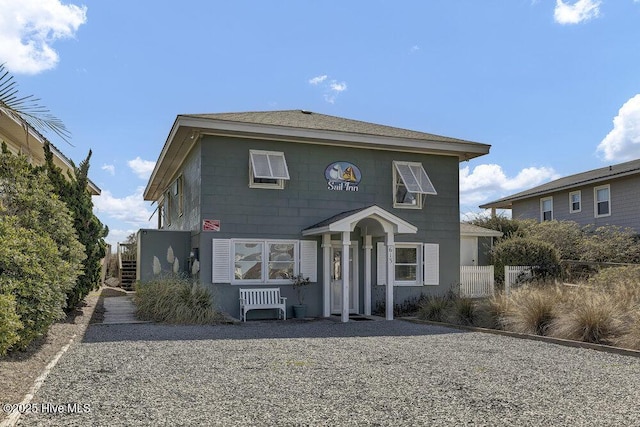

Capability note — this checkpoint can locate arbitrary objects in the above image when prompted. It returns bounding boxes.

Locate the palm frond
[0,63,72,144]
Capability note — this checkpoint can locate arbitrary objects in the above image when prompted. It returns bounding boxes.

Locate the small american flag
[203,219,220,231]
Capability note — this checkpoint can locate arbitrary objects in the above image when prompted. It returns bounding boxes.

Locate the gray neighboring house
[480,158,640,233]
[139,110,490,321]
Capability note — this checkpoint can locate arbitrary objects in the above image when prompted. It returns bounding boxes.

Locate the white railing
[460,266,494,298]
[504,266,533,296]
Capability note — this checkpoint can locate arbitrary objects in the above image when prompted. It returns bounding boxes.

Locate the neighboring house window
[377,242,439,286]
[249,150,290,189]
[569,191,581,213]
[594,185,611,217]
[392,161,437,209]
[540,197,553,221]
[212,239,317,284]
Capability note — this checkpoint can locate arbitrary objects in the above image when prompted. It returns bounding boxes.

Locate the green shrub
[0,293,23,356]
[491,237,561,284]
[135,276,222,324]
[521,220,583,261]
[580,225,640,264]
[0,217,70,349]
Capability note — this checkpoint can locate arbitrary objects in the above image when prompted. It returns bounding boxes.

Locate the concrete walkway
[101,295,149,324]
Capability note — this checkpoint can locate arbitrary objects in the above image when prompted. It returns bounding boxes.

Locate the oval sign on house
[325,161,362,192]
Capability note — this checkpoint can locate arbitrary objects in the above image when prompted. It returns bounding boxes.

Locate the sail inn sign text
[324,161,362,192]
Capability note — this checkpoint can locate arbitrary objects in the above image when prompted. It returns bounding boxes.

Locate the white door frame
[330,240,359,314]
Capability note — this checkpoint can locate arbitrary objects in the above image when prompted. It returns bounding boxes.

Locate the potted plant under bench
[290,274,311,319]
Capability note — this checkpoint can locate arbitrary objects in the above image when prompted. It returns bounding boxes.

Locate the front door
[330,242,358,314]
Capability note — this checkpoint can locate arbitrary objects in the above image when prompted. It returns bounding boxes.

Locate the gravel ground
[14,319,640,426]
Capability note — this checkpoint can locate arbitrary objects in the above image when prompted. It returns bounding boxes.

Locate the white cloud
[101,164,115,175]
[103,228,138,249]
[329,81,347,92]
[554,0,601,25]
[597,94,640,162]
[128,157,156,179]
[409,45,420,53]
[308,75,327,85]
[92,186,154,227]
[460,163,559,207]
[309,74,348,104]
[0,0,87,74]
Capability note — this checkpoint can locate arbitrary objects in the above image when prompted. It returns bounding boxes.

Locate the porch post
[341,231,350,323]
[385,232,395,320]
[363,235,372,316]
[322,233,331,318]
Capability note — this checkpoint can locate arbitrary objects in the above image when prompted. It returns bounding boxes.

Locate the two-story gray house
[139,110,490,321]
[480,158,640,233]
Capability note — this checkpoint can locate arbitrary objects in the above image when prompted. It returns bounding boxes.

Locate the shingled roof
[480,158,640,210]
[145,110,491,201]
[185,110,479,145]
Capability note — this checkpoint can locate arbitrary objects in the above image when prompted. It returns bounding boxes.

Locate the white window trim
[569,190,581,213]
[594,184,611,218]
[540,196,553,221]
[213,239,316,284]
[394,243,421,286]
[392,161,437,209]
[376,242,439,287]
[174,175,184,217]
[249,149,290,190]
[231,239,299,285]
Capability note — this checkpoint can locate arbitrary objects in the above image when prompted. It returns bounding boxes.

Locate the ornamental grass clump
[451,297,478,326]
[501,284,563,336]
[135,276,222,324]
[417,295,451,322]
[551,290,625,345]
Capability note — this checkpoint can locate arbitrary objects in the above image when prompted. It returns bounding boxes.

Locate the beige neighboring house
[0,107,101,195]
[460,223,502,266]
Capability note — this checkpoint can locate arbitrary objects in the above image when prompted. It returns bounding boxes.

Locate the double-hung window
[377,242,439,286]
[569,191,581,213]
[393,161,437,209]
[540,197,553,221]
[249,150,290,189]
[594,185,610,217]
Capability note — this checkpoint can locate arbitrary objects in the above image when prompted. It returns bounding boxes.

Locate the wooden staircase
[118,243,137,291]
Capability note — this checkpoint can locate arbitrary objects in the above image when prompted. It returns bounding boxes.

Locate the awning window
[250,150,290,180]
[394,161,437,194]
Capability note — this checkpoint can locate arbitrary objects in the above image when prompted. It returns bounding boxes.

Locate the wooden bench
[239,288,287,322]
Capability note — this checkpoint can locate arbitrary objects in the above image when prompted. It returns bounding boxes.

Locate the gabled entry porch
[302,205,417,322]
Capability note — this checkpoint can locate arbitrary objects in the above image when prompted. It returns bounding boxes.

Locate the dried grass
[134,276,223,324]
[501,285,564,336]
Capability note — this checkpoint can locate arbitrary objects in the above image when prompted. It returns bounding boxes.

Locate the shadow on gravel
[82,319,468,343]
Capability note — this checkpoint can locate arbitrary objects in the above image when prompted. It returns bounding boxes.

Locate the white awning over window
[250,150,290,180]
[394,161,437,194]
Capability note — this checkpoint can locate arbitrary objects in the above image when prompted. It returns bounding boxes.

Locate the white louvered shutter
[423,243,439,286]
[212,239,231,283]
[299,240,317,282]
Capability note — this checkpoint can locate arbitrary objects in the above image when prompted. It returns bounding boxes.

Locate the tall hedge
[491,236,561,284]
[0,145,84,350]
[42,143,108,309]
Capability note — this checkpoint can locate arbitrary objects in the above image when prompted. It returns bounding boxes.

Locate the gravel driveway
[16,319,640,426]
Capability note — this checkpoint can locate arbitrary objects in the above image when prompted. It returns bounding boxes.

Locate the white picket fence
[460,266,495,298]
[504,266,533,296]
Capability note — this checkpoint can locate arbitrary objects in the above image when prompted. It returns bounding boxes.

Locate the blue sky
[2,0,640,247]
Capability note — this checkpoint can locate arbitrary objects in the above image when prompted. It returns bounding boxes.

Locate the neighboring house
[0,107,101,195]
[460,223,502,266]
[140,110,490,321]
[480,159,640,233]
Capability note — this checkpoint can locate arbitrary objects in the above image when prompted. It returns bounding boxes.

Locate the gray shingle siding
[512,175,640,232]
